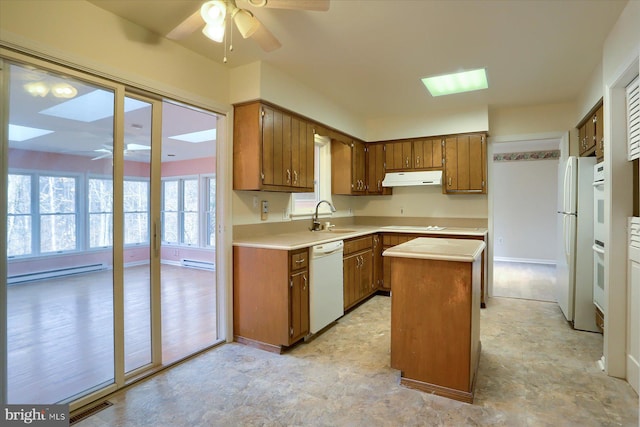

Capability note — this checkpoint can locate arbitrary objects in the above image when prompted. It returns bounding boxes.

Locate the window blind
[627,76,640,161]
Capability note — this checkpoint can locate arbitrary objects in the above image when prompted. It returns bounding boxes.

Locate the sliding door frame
[0,46,230,411]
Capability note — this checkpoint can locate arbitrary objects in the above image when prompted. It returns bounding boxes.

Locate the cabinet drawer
[344,236,373,255]
[290,249,308,271]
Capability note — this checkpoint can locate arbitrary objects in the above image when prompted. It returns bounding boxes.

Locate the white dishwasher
[309,240,344,334]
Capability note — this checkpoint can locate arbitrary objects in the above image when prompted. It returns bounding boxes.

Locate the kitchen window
[291,135,332,216]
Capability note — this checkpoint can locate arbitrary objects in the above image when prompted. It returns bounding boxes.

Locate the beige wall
[0,0,230,109]
[488,102,576,139]
[351,187,487,219]
[365,106,489,142]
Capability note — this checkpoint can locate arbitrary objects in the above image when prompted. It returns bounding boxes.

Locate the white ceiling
[87,0,628,121]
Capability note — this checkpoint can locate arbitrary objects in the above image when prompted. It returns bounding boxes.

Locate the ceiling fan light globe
[202,23,225,42]
[233,9,260,39]
[201,1,226,25]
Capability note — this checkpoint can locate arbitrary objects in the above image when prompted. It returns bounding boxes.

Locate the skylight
[8,124,54,141]
[421,68,488,97]
[39,90,148,122]
[168,129,217,143]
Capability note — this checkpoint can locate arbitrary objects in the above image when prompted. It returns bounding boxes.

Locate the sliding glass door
[5,62,117,403]
[1,54,223,409]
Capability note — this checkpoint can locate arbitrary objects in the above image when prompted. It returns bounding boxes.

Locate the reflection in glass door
[5,62,116,403]
[160,101,218,363]
[122,94,155,374]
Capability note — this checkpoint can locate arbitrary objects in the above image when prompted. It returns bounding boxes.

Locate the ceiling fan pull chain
[223,16,229,63]
[229,13,234,52]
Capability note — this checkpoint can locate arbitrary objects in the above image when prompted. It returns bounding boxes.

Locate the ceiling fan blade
[126,143,151,151]
[92,153,112,161]
[256,0,329,11]
[250,20,282,52]
[167,9,205,40]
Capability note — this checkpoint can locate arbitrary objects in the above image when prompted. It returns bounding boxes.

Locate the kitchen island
[384,237,485,403]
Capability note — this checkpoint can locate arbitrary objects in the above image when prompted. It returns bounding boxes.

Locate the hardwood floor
[7,264,217,404]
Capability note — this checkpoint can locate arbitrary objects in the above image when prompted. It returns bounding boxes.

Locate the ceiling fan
[92,144,151,160]
[167,0,330,54]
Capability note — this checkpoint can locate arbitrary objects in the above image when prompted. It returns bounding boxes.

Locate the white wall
[599,0,640,380]
[492,157,559,263]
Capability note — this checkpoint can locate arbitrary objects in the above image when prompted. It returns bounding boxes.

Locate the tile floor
[76,294,638,427]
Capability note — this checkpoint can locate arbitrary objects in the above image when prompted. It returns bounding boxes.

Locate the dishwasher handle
[312,240,344,257]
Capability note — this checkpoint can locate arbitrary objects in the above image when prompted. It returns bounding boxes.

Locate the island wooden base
[399,342,482,404]
[389,254,482,404]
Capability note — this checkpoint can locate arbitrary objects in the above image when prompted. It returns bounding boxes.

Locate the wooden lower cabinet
[381,233,488,307]
[343,235,376,310]
[233,246,309,352]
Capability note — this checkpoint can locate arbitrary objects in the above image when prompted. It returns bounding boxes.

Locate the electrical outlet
[261,200,269,221]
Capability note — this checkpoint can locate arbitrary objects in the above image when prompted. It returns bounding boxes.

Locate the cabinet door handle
[295,259,305,264]
[303,274,307,291]
[293,170,298,184]
[405,156,409,167]
[286,169,291,183]
[416,156,420,167]
[448,177,452,186]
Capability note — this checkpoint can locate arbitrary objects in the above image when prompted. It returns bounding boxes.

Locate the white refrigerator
[556,155,598,332]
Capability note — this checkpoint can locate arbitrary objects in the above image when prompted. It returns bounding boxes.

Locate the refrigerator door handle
[564,215,571,262]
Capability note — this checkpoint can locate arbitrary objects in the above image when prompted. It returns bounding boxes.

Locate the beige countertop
[382,237,486,262]
[233,225,487,250]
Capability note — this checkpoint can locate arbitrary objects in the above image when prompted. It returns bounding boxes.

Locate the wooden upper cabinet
[331,137,367,195]
[413,138,443,169]
[366,143,391,195]
[443,134,487,194]
[595,104,604,162]
[578,99,603,159]
[233,101,314,192]
[385,140,413,171]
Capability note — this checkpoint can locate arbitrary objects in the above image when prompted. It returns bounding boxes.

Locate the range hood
[381,170,443,187]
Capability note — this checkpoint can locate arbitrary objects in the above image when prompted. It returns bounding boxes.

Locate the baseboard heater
[180,259,215,271]
[8,263,108,285]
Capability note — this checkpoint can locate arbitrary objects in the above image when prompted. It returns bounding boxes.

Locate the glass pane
[39,176,76,213]
[163,181,178,211]
[8,174,31,214]
[90,213,113,248]
[40,214,76,252]
[160,101,218,364]
[163,212,178,243]
[123,96,152,373]
[182,212,198,245]
[124,180,148,212]
[183,179,198,212]
[124,212,148,244]
[6,62,115,403]
[7,216,31,257]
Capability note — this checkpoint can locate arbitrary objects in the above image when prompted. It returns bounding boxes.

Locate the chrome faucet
[311,200,336,231]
